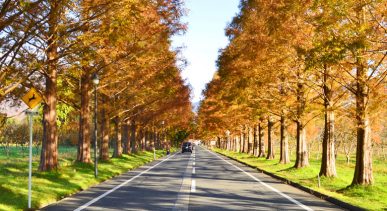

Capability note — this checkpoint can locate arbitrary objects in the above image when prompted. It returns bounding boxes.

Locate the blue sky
[172,0,240,103]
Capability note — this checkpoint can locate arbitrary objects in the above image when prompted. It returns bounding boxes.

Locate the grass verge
[0,147,174,210]
[213,148,386,211]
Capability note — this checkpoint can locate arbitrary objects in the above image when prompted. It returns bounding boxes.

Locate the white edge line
[206,149,313,211]
[74,153,177,211]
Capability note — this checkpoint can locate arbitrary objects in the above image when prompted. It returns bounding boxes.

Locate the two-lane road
[43,146,344,210]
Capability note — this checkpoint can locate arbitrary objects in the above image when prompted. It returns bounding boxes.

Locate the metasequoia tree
[334,0,385,185]
[305,1,350,177]
[38,0,64,171]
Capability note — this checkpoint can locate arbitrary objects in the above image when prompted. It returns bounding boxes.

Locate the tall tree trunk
[130,120,137,153]
[122,122,130,154]
[156,130,161,149]
[244,130,247,153]
[246,127,249,153]
[231,136,234,151]
[226,132,230,151]
[39,106,47,163]
[161,126,166,150]
[140,128,145,151]
[233,136,237,152]
[253,125,258,156]
[152,129,156,150]
[241,127,246,153]
[294,120,309,168]
[258,122,265,157]
[266,118,275,160]
[144,129,148,150]
[238,133,242,152]
[77,74,92,163]
[320,66,336,177]
[39,2,60,171]
[153,127,160,149]
[294,76,309,168]
[245,126,249,153]
[40,66,59,170]
[352,58,373,185]
[279,115,290,164]
[39,103,58,170]
[100,104,109,161]
[247,126,254,154]
[236,135,240,152]
[113,116,122,157]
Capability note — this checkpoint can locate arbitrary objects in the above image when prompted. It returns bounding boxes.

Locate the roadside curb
[214,150,365,211]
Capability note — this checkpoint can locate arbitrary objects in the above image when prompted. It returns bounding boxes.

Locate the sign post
[21,88,42,209]
[26,110,37,208]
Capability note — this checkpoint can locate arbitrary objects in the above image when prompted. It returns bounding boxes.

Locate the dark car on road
[181,142,193,153]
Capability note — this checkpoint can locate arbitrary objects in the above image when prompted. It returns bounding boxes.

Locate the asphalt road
[43,146,345,211]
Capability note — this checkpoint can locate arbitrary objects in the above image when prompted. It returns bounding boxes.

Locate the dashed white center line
[191,180,196,192]
[192,151,196,193]
[173,154,193,210]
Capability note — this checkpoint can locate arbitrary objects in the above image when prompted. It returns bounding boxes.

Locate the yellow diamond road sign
[22,88,42,109]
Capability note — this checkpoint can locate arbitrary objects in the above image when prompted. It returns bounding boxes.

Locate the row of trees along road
[0,0,193,170]
[197,0,386,186]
